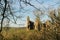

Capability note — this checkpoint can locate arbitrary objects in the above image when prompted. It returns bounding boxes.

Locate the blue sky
[8,0,60,27]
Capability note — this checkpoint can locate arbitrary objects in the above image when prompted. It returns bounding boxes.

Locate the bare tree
[0,0,44,32]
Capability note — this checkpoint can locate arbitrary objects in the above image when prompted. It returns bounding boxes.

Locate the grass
[0,27,60,40]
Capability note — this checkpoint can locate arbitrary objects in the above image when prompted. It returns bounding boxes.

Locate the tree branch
[0,0,7,32]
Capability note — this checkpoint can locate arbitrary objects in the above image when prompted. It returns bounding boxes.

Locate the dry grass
[0,27,60,40]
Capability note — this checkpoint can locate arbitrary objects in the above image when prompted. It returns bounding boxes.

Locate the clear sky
[8,0,60,27]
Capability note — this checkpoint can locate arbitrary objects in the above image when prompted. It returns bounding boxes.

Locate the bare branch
[0,0,7,32]
[21,0,40,11]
